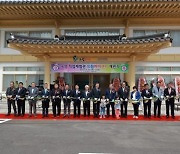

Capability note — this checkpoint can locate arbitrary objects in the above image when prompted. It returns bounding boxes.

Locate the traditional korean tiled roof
[7,33,172,45]
[0,0,180,4]
[6,33,172,60]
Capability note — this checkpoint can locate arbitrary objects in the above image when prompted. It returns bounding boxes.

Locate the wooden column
[125,55,136,91]
[124,19,130,37]
[44,56,51,86]
[55,20,61,36]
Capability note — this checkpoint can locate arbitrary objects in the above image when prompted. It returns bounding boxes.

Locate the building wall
[0,62,45,92]
[135,62,180,86]
[0,24,180,92]
[0,27,56,55]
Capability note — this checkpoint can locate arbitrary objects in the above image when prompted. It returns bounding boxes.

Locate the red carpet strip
[0,114,180,121]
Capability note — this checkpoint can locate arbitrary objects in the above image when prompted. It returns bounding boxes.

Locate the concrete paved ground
[0,120,180,154]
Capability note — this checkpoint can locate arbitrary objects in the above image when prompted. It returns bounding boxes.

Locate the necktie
[168,88,171,94]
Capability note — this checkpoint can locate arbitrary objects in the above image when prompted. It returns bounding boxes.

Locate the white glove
[166,96,169,98]
[28,96,31,99]
[144,96,147,99]
[161,96,164,99]
[52,96,55,99]
[98,98,100,101]
[94,98,97,101]
[125,98,128,101]
[63,96,66,99]
[82,98,85,101]
[106,99,109,101]
[87,98,90,100]
[112,99,114,102]
[56,96,60,98]
[78,97,80,99]
[120,98,123,101]
[31,96,34,99]
[156,95,158,98]
[150,97,152,99]
[67,96,70,99]
[16,95,20,98]
[42,95,45,98]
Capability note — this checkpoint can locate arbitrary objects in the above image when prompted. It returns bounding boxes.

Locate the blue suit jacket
[105,89,116,101]
[131,91,141,105]
[41,89,50,97]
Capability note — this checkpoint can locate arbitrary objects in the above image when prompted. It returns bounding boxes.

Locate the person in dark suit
[51,83,61,118]
[72,85,81,117]
[105,83,116,118]
[62,84,72,118]
[164,82,176,119]
[41,83,50,118]
[82,85,91,117]
[152,81,164,118]
[91,83,101,118]
[15,82,26,117]
[118,81,130,118]
[141,83,153,118]
[6,81,17,116]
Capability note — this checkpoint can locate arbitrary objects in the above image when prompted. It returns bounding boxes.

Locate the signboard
[51,63,128,73]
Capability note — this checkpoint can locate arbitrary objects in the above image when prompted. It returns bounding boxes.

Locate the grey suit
[152,86,164,117]
[152,86,164,101]
[27,87,39,116]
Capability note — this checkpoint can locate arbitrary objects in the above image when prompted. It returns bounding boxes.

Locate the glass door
[73,74,90,91]
[93,74,110,95]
